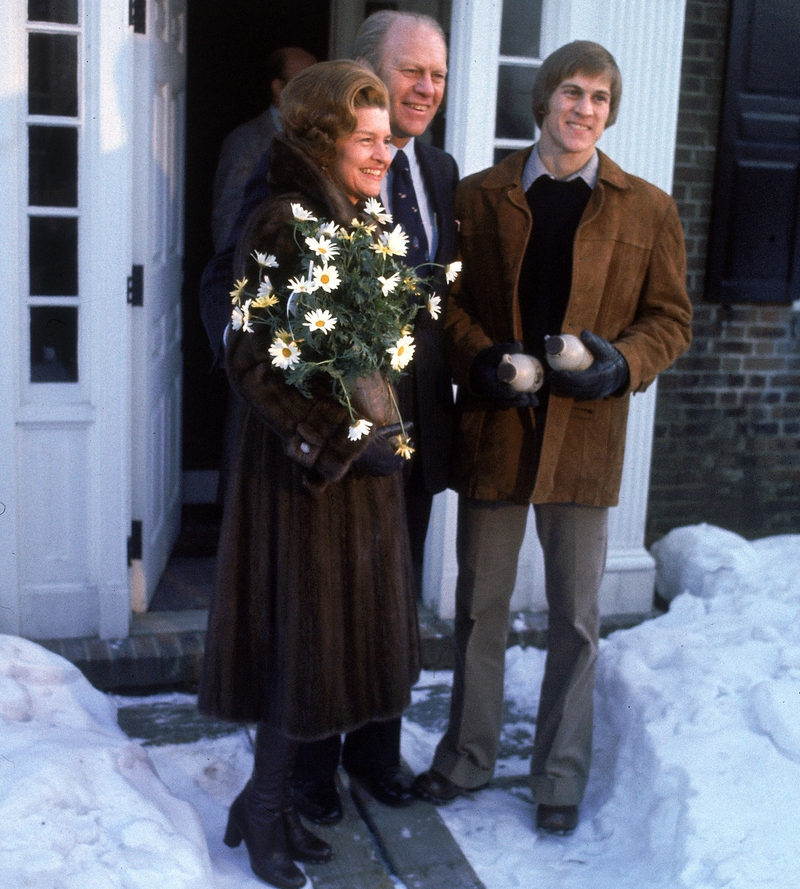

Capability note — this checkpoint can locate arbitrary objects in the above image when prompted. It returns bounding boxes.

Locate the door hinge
[128,520,143,565]
[129,0,146,34]
[127,264,143,307]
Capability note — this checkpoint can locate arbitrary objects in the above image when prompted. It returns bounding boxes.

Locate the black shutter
[707,0,800,304]
[129,0,146,34]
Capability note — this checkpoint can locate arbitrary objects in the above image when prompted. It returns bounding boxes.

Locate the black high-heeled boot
[224,725,306,889]
[281,777,332,863]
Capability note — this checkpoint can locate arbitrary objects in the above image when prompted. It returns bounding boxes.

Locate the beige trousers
[431,497,607,806]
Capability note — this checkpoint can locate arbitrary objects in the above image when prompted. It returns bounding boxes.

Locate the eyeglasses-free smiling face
[538,71,612,174]
[377,20,448,146]
[328,106,392,204]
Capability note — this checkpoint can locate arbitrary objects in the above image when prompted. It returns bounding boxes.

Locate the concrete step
[39,603,656,693]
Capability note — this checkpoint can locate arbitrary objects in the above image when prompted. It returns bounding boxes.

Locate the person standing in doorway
[413,40,692,836]
[211,46,317,251]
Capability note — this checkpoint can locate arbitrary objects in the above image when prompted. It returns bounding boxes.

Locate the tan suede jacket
[445,147,693,506]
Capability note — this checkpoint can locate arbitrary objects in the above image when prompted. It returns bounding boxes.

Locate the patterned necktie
[390,149,430,273]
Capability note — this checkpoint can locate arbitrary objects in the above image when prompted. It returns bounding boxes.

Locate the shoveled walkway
[114,654,487,889]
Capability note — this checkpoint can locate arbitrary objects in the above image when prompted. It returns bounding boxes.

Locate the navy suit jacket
[198,140,459,495]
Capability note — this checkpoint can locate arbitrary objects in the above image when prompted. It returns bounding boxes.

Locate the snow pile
[405,525,800,889]
[0,634,213,889]
[594,525,800,887]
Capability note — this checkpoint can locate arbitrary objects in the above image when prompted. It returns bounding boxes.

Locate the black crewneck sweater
[519,175,592,364]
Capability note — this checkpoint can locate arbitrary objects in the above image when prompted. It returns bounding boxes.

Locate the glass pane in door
[28,33,78,116]
[28,0,78,24]
[500,0,542,57]
[29,125,78,207]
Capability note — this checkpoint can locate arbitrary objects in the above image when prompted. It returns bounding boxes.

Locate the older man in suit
[198,10,459,821]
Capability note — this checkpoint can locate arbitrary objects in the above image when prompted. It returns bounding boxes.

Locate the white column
[561,0,687,191]
[425,0,687,619]
[601,385,659,615]
[445,0,503,175]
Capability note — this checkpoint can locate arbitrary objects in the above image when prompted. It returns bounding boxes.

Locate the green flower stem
[387,384,411,446]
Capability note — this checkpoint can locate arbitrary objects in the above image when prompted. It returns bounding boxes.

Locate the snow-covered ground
[1,523,799,888]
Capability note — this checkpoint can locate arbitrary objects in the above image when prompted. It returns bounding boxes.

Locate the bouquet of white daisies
[229,198,460,455]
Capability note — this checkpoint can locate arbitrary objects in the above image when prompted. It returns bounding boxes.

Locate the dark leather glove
[469,342,539,408]
[351,424,410,477]
[548,329,630,401]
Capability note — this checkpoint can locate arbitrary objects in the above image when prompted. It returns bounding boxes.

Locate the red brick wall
[648,0,800,543]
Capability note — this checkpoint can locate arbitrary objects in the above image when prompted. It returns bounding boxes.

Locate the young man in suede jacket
[413,40,692,836]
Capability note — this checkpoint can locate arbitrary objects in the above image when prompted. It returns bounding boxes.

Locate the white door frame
[129,0,186,613]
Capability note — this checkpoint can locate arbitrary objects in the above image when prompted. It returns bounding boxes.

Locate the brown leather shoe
[536,804,579,835]
[412,769,476,804]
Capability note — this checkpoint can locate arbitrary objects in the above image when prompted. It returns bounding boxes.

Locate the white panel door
[130,0,187,610]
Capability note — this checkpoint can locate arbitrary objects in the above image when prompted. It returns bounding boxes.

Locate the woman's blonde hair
[280,60,389,167]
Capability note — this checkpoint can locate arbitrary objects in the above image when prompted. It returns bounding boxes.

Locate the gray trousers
[431,497,607,806]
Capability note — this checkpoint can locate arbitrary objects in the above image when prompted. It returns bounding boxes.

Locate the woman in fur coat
[198,61,420,888]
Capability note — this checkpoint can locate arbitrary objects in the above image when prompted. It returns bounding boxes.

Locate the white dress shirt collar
[521,143,599,192]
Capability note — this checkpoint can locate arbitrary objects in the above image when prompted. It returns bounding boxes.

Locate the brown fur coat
[198,137,420,738]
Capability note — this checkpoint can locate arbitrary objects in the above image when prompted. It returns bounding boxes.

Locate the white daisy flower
[371,224,408,258]
[378,272,401,296]
[231,299,253,333]
[445,261,462,284]
[229,277,248,304]
[348,419,373,441]
[252,251,278,268]
[312,264,341,293]
[303,308,338,335]
[305,235,340,261]
[388,334,416,370]
[291,204,317,222]
[287,275,317,295]
[316,221,339,237]
[427,294,442,320]
[269,338,301,369]
[256,276,274,298]
[364,197,392,225]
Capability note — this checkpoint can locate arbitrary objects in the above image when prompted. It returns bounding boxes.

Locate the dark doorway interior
[181,0,331,489]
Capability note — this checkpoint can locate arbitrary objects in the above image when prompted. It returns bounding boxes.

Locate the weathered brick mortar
[647,0,800,544]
